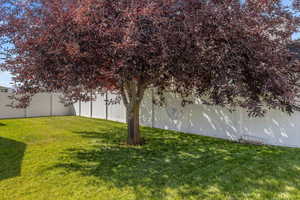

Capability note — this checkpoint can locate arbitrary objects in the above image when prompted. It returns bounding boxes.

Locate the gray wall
[0,92,74,119]
[74,90,300,148]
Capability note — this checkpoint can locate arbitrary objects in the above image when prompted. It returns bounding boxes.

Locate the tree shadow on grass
[0,137,26,181]
[53,124,300,199]
[0,123,6,126]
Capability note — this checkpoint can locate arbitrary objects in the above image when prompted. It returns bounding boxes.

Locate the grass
[0,117,300,200]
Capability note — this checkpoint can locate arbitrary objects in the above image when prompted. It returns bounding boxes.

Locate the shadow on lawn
[54,123,300,199]
[0,137,26,181]
[0,123,6,126]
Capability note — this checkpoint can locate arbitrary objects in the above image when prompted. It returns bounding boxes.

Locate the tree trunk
[120,80,146,145]
[126,102,143,145]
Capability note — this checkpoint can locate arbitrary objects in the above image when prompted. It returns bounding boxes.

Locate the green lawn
[0,117,300,200]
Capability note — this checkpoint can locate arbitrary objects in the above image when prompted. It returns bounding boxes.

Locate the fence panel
[0,92,74,119]
[92,93,107,119]
[80,100,91,118]
[153,92,240,141]
[0,93,25,119]
[140,89,154,127]
[239,108,300,147]
[107,93,126,123]
[52,93,75,116]
[27,93,51,117]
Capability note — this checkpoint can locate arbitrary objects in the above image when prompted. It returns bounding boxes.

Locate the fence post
[90,92,93,118]
[24,107,27,118]
[79,100,81,116]
[105,92,108,120]
[50,93,53,116]
[239,109,243,140]
[151,88,155,128]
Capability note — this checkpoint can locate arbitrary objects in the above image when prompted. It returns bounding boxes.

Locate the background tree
[1,0,300,145]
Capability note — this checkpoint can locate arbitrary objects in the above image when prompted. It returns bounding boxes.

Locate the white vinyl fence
[74,90,300,148]
[0,92,74,119]
[1,90,299,148]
